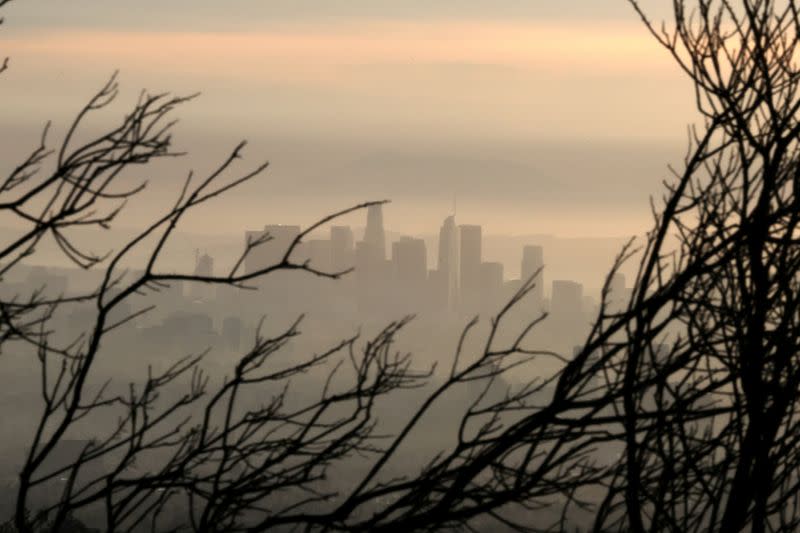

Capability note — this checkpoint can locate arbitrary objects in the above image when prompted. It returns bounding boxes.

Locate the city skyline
[235,205,625,313]
[3,2,788,530]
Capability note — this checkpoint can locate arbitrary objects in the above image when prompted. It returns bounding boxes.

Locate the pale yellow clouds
[0,16,698,240]
[6,20,673,84]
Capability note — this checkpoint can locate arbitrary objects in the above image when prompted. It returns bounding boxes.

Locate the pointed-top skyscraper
[363,204,386,263]
[437,215,459,311]
[356,203,388,314]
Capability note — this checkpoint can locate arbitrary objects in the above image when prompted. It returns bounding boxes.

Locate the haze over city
[4,1,793,532]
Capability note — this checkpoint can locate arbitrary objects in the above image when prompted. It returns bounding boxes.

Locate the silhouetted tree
[330,1,800,531]
[584,1,800,531]
[0,2,678,532]
[0,3,589,532]
[9,0,800,532]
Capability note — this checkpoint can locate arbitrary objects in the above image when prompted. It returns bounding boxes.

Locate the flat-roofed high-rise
[481,261,504,297]
[459,225,482,306]
[551,280,583,319]
[392,237,427,286]
[243,225,300,275]
[330,225,355,272]
[521,245,545,303]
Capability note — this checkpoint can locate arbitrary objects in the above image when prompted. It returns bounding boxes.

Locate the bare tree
[10,0,800,532]
[580,1,800,531]
[0,45,634,530]
[0,3,589,532]
[0,67,586,530]
[0,2,654,531]
[0,0,10,76]
[335,1,800,531]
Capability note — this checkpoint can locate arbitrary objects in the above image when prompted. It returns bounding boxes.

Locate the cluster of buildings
[240,204,627,328]
[1,204,631,358]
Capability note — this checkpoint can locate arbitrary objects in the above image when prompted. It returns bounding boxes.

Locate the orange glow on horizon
[6,21,673,83]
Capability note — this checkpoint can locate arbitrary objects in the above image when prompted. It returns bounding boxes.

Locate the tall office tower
[480,261,504,298]
[305,239,332,272]
[355,239,390,314]
[459,225,482,307]
[194,251,214,278]
[242,225,301,311]
[437,215,459,311]
[264,224,301,260]
[243,230,266,275]
[189,251,215,301]
[609,273,625,293]
[607,272,626,312]
[330,225,355,271]
[521,245,545,303]
[355,241,371,278]
[243,225,301,275]
[392,237,427,286]
[355,241,373,313]
[363,204,386,263]
[551,280,584,319]
[427,269,447,312]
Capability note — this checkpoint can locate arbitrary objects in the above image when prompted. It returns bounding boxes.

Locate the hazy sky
[1,1,697,238]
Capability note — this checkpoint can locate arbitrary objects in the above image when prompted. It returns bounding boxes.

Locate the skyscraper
[391,237,427,312]
[243,225,301,275]
[437,215,459,311]
[189,251,215,301]
[551,280,583,319]
[330,225,355,272]
[392,237,427,286]
[193,251,213,278]
[243,230,265,276]
[459,225,482,307]
[607,272,627,313]
[480,261,504,297]
[609,273,625,297]
[363,204,386,263]
[521,245,545,304]
[265,224,301,260]
[304,239,332,272]
[241,224,301,308]
[355,205,389,315]
[355,239,391,314]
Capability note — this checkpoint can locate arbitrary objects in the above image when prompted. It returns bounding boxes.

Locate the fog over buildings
[2,203,630,358]
[0,1,712,529]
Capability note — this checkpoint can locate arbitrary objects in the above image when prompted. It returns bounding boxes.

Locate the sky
[0,1,697,239]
